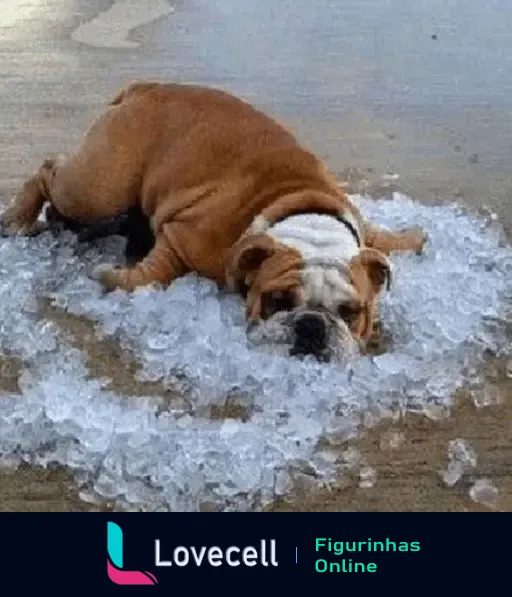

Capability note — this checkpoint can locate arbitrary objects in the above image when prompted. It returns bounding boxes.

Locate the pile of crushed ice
[0,192,510,510]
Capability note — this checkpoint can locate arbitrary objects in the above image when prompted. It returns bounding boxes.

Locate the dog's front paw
[403,226,428,255]
[415,228,429,254]
[88,263,122,291]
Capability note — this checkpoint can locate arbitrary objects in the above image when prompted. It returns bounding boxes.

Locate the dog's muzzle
[289,310,331,362]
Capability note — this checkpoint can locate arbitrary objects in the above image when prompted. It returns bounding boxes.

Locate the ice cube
[379,430,405,451]
[469,478,498,508]
[442,439,477,486]
[471,383,502,408]
[274,469,292,497]
[359,466,377,489]
[443,460,465,487]
[341,447,362,468]
[505,360,512,379]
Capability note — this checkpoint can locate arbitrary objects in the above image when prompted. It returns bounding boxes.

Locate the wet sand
[0,0,511,511]
[271,388,512,512]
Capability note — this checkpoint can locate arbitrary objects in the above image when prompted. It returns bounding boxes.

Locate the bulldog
[0,81,425,362]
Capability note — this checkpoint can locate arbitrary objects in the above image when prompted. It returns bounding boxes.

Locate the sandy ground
[0,0,511,511]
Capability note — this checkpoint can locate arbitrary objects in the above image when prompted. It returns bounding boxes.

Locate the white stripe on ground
[71,0,175,49]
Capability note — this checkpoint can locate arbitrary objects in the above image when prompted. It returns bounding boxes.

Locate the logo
[107,522,158,586]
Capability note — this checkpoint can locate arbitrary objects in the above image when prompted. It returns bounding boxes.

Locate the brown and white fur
[0,80,425,362]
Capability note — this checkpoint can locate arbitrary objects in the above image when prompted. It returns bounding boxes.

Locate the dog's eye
[262,291,295,317]
[338,304,360,325]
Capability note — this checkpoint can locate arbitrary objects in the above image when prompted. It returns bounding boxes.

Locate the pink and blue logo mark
[107,522,158,585]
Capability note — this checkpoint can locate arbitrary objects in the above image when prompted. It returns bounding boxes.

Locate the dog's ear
[350,248,392,294]
[225,234,277,293]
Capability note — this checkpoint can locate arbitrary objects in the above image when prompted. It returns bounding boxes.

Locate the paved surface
[0,0,511,511]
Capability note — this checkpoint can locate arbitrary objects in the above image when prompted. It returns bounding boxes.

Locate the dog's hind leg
[90,227,184,292]
[0,158,59,236]
[363,222,426,256]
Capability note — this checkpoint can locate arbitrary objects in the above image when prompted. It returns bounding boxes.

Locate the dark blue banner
[0,513,505,592]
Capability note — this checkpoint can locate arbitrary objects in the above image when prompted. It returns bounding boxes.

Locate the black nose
[292,312,328,357]
[294,313,327,342]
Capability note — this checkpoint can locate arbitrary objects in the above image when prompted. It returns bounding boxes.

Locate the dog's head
[225,220,391,363]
